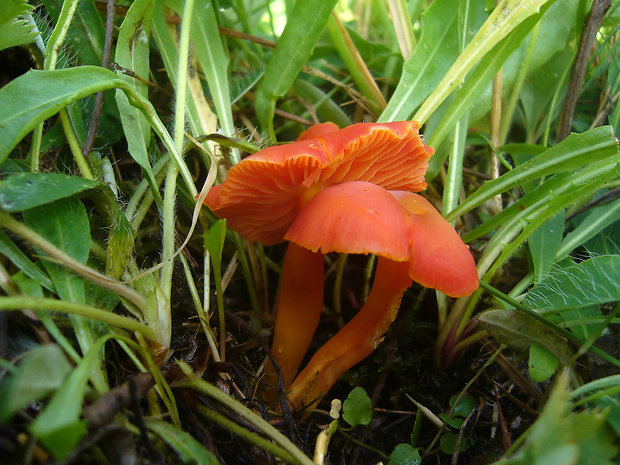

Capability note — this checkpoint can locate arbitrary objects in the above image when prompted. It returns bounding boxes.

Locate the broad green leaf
[388,443,422,465]
[379,0,469,122]
[22,197,107,392]
[529,341,559,382]
[528,212,564,283]
[29,335,115,459]
[0,67,124,162]
[440,433,470,454]
[0,172,99,212]
[464,159,617,244]
[0,66,195,194]
[478,309,574,364]
[447,126,619,222]
[524,256,620,311]
[23,197,91,303]
[147,420,220,465]
[450,394,476,418]
[114,0,159,197]
[343,386,373,427]
[0,0,38,51]
[0,344,72,424]
[254,0,339,138]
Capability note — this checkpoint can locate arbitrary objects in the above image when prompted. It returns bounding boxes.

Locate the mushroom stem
[265,243,325,393]
[286,257,412,410]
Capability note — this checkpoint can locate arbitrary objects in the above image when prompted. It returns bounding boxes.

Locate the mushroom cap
[392,191,479,297]
[285,181,410,260]
[286,181,479,297]
[204,121,433,244]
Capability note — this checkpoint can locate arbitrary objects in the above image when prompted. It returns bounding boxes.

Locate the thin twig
[82,0,115,157]
[556,0,612,141]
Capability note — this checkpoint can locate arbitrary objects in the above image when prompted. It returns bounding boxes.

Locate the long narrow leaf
[447,126,619,222]
[254,0,338,139]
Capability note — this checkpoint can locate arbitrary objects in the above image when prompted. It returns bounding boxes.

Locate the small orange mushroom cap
[204,122,433,244]
[286,181,478,298]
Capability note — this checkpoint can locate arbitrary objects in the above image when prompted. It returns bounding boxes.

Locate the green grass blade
[254,0,338,139]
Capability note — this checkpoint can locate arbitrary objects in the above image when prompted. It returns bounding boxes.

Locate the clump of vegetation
[0,0,619,464]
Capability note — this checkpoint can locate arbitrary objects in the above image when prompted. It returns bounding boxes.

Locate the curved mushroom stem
[263,243,324,397]
[286,257,412,411]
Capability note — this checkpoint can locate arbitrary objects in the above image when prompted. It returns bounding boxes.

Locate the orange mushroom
[204,121,432,389]
[202,122,477,409]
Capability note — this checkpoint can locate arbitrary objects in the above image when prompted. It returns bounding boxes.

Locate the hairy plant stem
[30,0,79,173]
[0,297,157,341]
[0,211,147,313]
[58,109,94,180]
[160,0,196,335]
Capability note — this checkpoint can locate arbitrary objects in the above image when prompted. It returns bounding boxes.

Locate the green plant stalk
[176,361,317,465]
[232,233,260,312]
[58,109,94,179]
[478,281,620,368]
[160,0,195,309]
[0,296,157,341]
[443,115,469,221]
[326,14,386,115]
[29,0,80,172]
[159,161,178,307]
[500,21,540,144]
[126,154,170,222]
[135,332,181,427]
[573,384,620,407]
[541,63,572,146]
[569,374,620,400]
[413,0,552,125]
[0,211,147,313]
[179,253,221,362]
[196,405,299,465]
